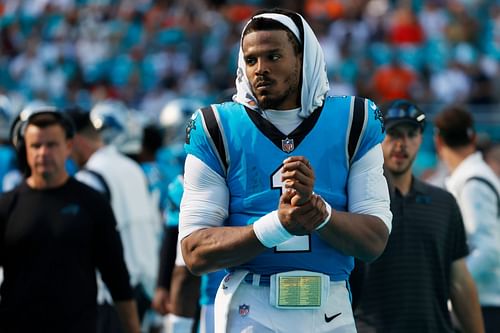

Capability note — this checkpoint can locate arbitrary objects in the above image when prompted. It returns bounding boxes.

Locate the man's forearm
[114,299,141,333]
[181,225,266,275]
[450,259,485,333]
[317,211,389,262]
[169,265,201,317]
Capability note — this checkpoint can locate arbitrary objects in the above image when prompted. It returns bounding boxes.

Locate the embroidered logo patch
[282,137,295,153]
[371,101,385,133]
[60,204,80,216]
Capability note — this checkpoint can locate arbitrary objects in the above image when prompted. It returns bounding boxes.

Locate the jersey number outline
[271,165,311,252]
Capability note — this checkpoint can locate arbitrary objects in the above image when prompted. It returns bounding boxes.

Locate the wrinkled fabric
[233,12,329,118]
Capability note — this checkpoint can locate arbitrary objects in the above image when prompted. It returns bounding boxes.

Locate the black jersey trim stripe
[80,168,111,202]
[358,99,369,161]
[213,107,231,174]
[465,176,500,217]
[200,106,229,174]
[245,104,324,153]
[348,97,367,164]
[344,98,354,170]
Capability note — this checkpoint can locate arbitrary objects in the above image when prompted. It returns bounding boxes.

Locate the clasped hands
[278,156,329,235]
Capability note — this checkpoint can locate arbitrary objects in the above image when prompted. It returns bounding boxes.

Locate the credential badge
[282,137,295,153]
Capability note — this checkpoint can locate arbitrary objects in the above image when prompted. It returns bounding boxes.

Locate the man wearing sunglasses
[353,100,484,333]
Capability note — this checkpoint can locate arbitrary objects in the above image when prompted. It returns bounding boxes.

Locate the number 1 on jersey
[271,165,311,252]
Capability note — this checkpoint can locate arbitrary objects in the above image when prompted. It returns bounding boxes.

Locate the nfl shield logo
[282,137,295,153]
[239,304,250,317]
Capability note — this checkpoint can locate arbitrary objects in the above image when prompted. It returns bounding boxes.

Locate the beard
[253,66,301,110]
[387,153,417,177]
[257,90,292,110]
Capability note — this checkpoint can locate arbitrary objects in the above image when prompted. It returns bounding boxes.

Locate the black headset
[9,106,75,152]
[9,106,75,177]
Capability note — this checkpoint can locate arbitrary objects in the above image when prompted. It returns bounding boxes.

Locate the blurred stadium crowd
[1,1,499,332]
[2,0,500,107]
[0,0,500,169]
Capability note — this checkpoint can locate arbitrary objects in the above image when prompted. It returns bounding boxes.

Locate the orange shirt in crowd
[371,64,417,103]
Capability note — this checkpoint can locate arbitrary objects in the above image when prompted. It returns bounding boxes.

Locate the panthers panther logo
[371,101,385,133]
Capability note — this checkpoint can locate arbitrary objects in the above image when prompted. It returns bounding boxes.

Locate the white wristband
[253,210,293,248]
[165,314,195,333]
[315,199,332,230]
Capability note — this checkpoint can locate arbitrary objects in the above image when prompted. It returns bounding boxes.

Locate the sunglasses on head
[385,104,425,123]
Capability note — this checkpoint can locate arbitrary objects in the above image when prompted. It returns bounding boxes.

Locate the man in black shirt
[0,107,141,333]
[353,100,484,332]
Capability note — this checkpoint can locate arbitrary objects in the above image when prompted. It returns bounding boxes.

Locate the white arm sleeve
[179,146,392,240]
[348,144,392,232]
[174,237,186,266]
[178,154,229,240]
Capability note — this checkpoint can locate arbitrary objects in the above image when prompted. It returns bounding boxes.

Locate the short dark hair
[434,105,475,148]
[11,108,75,149]
[243,8,303,56]
[65,107,100,139]
[28,113,75,140]
[142,124,163,154]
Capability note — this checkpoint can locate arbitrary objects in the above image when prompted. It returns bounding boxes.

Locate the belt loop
[252,274,261,287]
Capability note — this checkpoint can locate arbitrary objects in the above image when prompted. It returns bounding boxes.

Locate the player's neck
[446,146,476,173]
[261,107,302,135]
[390,170,413,196]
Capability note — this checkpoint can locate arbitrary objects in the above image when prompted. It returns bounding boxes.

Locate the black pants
[96,303,124,333]
[482,306,500,333]
[96,285,151,333]
[133,283,152,322]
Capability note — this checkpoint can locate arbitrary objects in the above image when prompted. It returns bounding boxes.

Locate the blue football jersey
[0,146,17,192]
[200,269,226,306]
[156,144,186,186]
[141,161,169,214]
[165,174,184,228]
[185,96,385,281]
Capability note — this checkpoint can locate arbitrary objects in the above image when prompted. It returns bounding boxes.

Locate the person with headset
[0,107,141,333]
